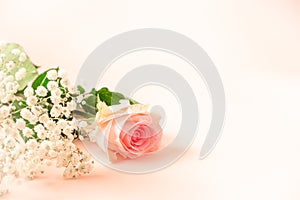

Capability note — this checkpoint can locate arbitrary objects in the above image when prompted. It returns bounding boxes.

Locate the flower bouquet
[0,41,163,195]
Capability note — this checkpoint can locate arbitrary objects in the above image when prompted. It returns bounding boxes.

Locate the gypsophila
[46,70,58,81]
[36,86,47,97]
[18,52,27,62]
[46,81,58,91]
[15,68,26,81]
[24,87,34,97]
[11,48,20,55]
[0,43,94,196]
[5,61,15,72]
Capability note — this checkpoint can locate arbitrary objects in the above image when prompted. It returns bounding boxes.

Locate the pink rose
[96,100,163,162]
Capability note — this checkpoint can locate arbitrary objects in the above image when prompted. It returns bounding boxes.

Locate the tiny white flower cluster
[10,48,27,63]
[0,44,94,195]
[0,44,29,105]
[0,71,21,104]
[19,69,93,176]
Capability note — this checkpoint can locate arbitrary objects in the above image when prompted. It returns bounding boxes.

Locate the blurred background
[0,0,299,199]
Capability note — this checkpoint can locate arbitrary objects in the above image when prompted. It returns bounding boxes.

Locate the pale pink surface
[1,0,300,199]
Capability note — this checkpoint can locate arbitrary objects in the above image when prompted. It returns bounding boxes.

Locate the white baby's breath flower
[11,145,25,157]
[48,150,57,158]
[70,153,80,166]
[63,164,77,178]
[0,91,5,100]
[0,105,10,119]
[55,140,64,150]
[62,107,71,118]
[40,140,51,152]
[3,164,15,174]
[2,118,14,127]
[81,153,92,163]
[34,124,45,134]
[45,120,55,131]
[4,136,16,149]
[5,82,18,94]
[48,132,59,142]
[50,105,62,118]
[0,71,5,81]
[57,119,67,129]
[24,87,34,97]
[26,139,38,149]
[66,142,76,152]
[30,157,41,168]
[46,81,58,91]
[56,152,67,167]
[57,69,66,78]
[31,106,43,116]
[43,160,52,167]
[53,127,61,136]
[5,61,15,71]
[26,96,38,106]
[36,86,47,97]
[28,114,38,125]
[51,88,62,97]
[78,162,92,174]
[15,68,26,81]
[0,63,94,183]
[37,131,47,140]
[10,131,20,141]
[46,70,58,81]
[50,96,61,105]
[20,108,31,120]
[67,134,74,141]
[68,119,77,130]
[15,119,26,130]
[18,52,27,62]
[66,102,73,111]
[60,78,70,88]
[3,127,17,139]
[39,114,49,124]
[67,85,75,94]
[3,75,14,83]
[1,95,11,104]
[63,125,73,136]
[22,127,34,138]
[11,49,20,55]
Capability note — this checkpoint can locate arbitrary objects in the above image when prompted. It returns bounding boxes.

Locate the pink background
[1,0,300,199]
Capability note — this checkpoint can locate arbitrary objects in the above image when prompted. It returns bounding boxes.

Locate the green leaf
[97,87,126,106]
[77,85,85,94]
[32,70,47,90]
[128,98,139,105]
[81,94,97,114]
[72,110,95,119]
[32,68,57,90]
[74,87,140,121]
[90,88,97,95]
[0,43,38,90]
